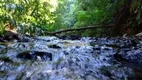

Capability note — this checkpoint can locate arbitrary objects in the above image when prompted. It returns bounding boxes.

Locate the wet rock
[48,44,61,49]
[0,56,13,62]
[17,51,52,61]
[113,53,127,62]
[58,35,81,40]
[3,31,19,41]
[0,31,33,42]
[18,34,33,42]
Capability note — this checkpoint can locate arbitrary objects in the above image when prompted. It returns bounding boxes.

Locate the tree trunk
[113,0,132,35]
[44,24,114,35]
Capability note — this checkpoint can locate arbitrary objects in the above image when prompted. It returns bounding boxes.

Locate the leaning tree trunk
[44,24,114,35]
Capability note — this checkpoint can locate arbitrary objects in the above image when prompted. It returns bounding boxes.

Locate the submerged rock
[48,44,61,49]
[17,51,52,61]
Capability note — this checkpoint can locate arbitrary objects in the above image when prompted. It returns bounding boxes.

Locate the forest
[0,0,142,80]
[0,0,141,37]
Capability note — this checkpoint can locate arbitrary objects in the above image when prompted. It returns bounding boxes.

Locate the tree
[0,0,58,36]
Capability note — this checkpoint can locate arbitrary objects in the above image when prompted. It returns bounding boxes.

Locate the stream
[0,36,142,80]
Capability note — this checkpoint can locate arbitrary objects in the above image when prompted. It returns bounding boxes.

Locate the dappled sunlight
[48,0,58,12]
[41,0,58,12]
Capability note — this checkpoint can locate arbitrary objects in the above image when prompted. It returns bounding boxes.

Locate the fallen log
[44,24,114,35]
[135,32,142,37]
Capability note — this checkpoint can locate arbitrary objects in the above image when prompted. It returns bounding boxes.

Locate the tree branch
[44,24,114,35]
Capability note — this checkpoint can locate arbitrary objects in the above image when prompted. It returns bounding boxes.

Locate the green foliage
[0,0,141,36]
[54,0,115,37]
[54,0,77,29]
[0,23,6,36]
[0,0,57,36]
[130,0,142,26]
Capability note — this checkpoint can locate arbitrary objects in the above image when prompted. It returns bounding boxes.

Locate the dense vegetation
[0,0,141,36]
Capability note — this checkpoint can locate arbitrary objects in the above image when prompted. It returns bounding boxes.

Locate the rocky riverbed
[0,34,142,80]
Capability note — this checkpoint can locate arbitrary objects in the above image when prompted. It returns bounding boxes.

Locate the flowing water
[0,36,142,80]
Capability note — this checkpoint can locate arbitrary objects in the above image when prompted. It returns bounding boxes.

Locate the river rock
[17,51,52,61]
